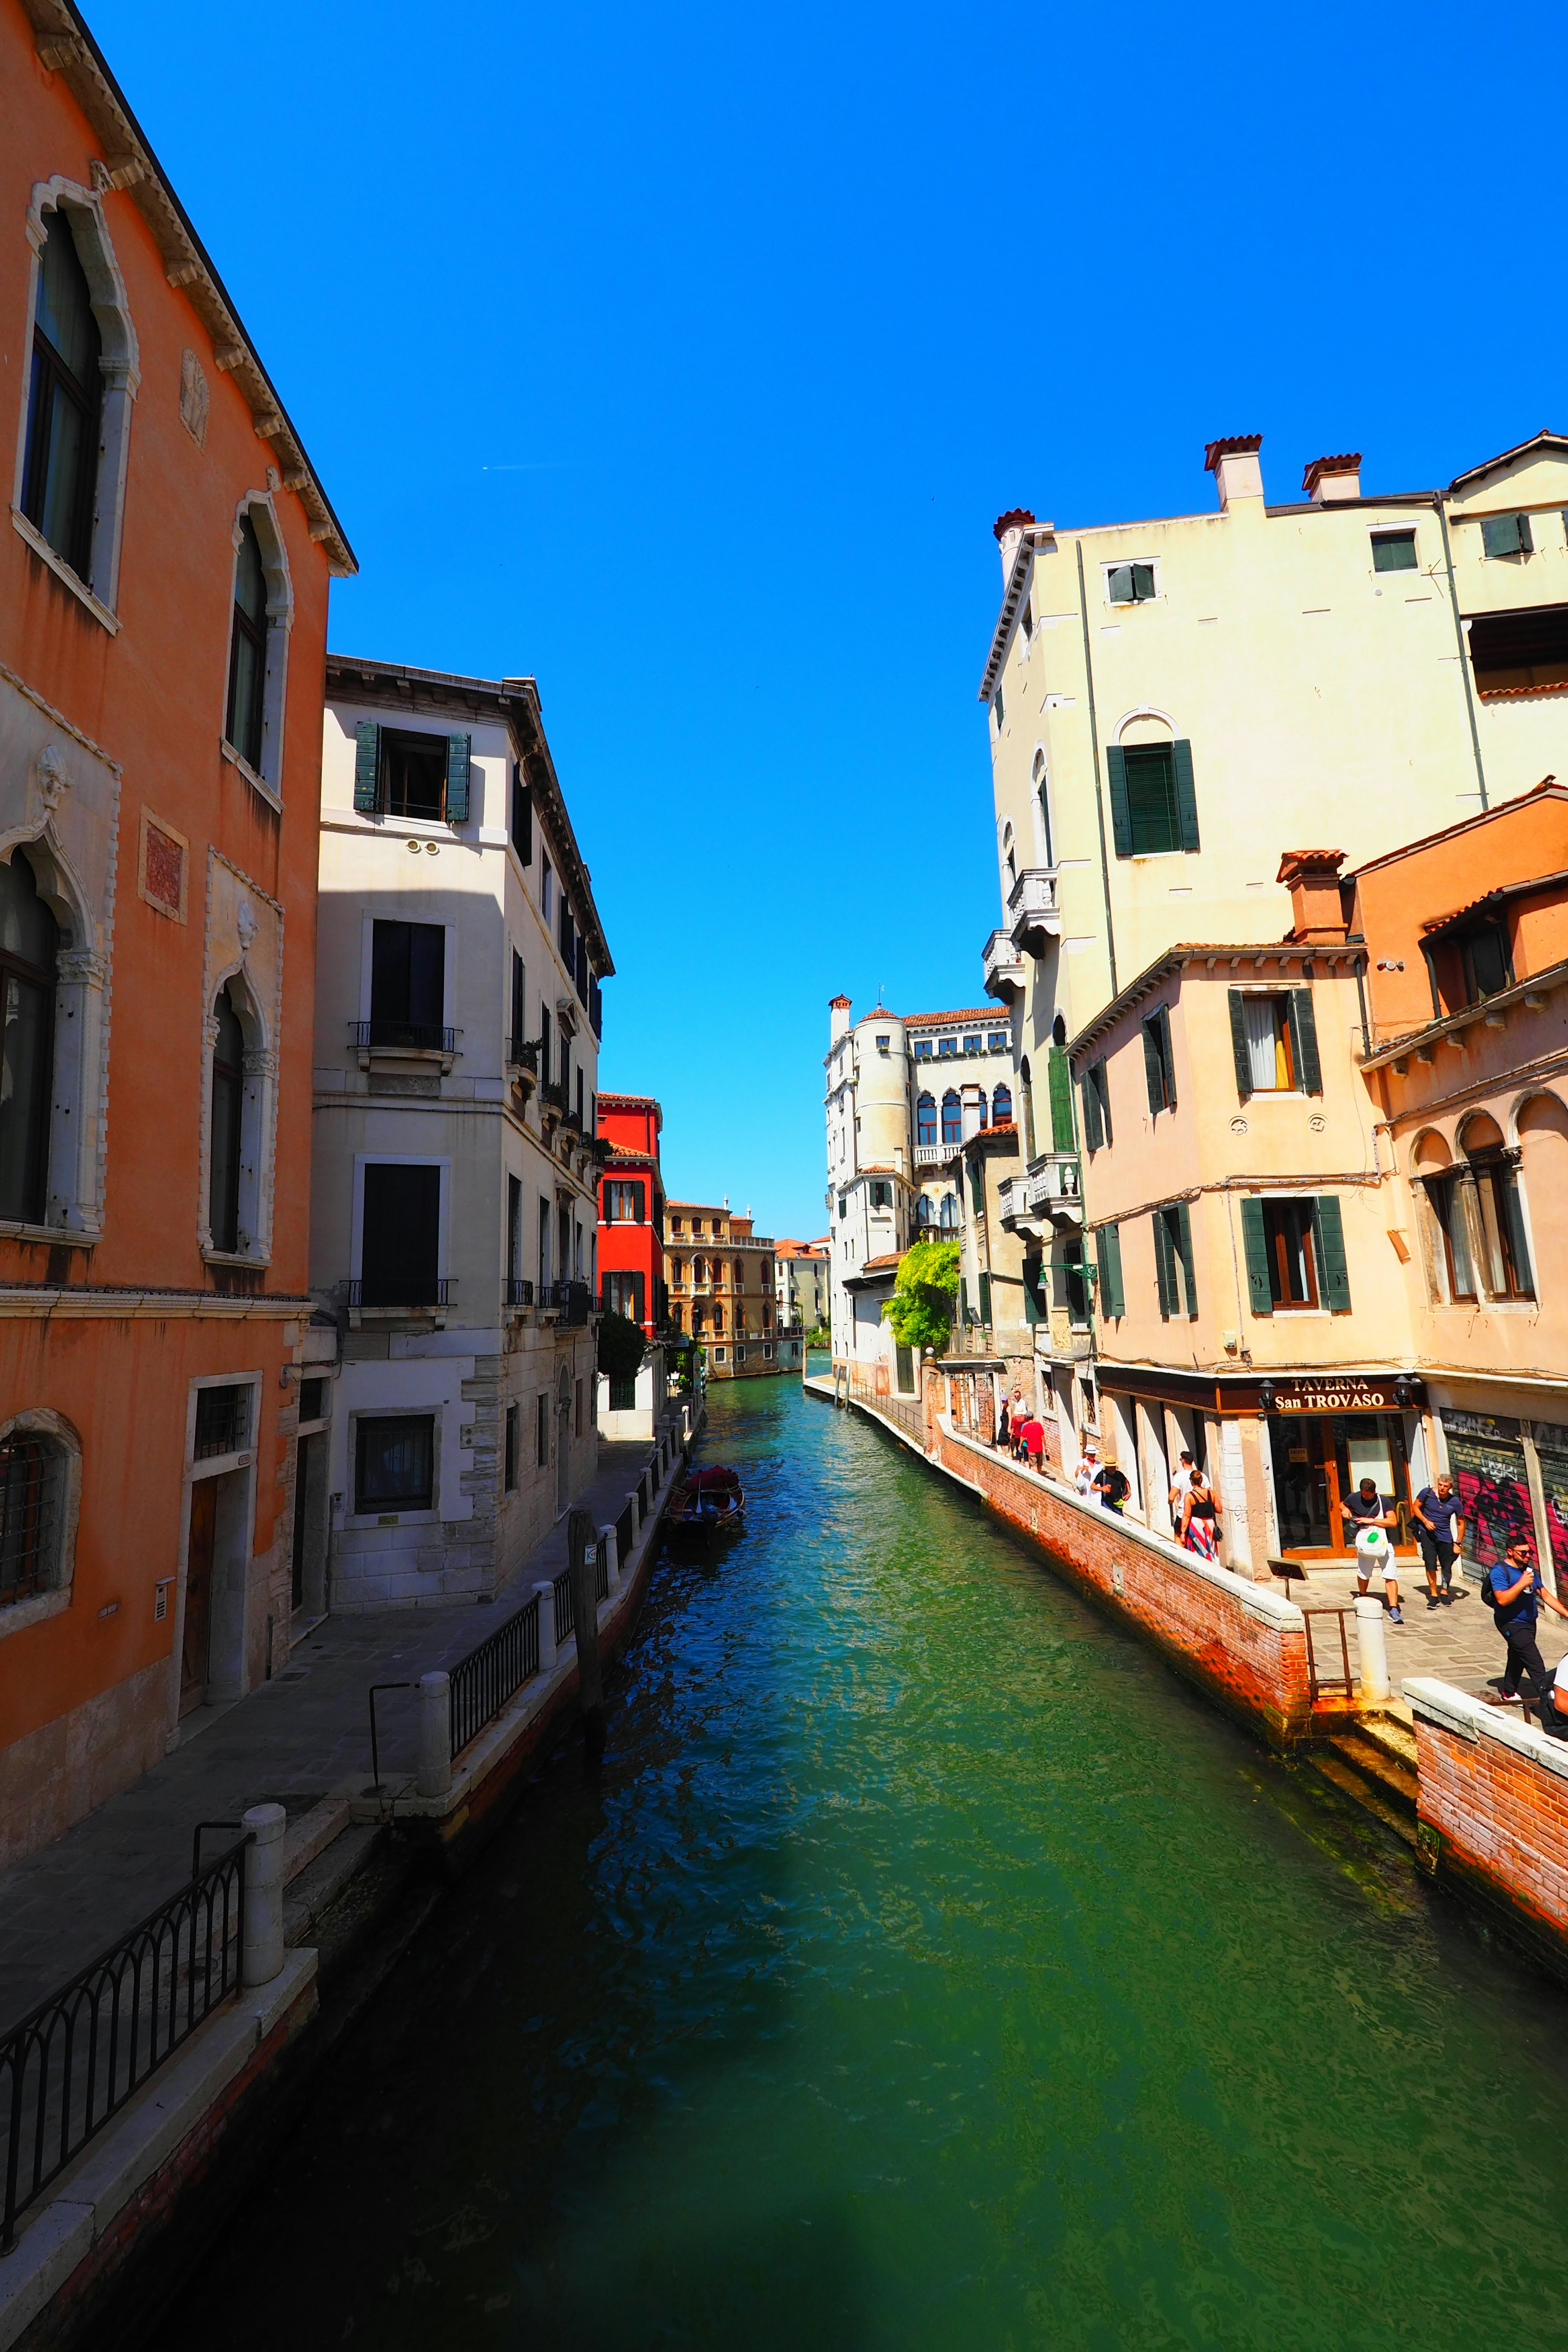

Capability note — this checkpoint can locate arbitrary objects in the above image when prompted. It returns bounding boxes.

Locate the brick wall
[1408,1677,1568,1977]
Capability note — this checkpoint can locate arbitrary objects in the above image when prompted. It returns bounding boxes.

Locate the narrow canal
[167,1380,1568,2349]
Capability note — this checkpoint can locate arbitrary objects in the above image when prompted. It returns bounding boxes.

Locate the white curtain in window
[1243,996,1281,1090]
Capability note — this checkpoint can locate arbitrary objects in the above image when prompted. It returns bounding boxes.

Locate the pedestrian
[1179,1468,1223,1562]
[1481,1537,1568,1707]
[1537,1656,1568,1742]
[1092,1454,1131,1515]
[1167,1449,1197,1524]
[1341,1476,1404,1626]
[995,1394,1010,1452]
[1022,1413,1046,1472]
[1073,1439,1099,1497]
[1411,1471,1465,1609]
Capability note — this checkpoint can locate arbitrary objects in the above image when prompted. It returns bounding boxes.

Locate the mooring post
[416,1670,452,1799]
[535,1580,558,1674]
[241,1802,286,1989]
[569,1508,606,1758]
[1352,1594,1391,1704]
[599,1521,620,1596]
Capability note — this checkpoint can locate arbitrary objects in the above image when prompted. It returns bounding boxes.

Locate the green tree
[882,1239,959,1355]
[597,1311,646,1384]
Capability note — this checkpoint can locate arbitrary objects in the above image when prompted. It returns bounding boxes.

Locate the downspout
[1435,495,1488,812]
[1076,541,1119,998]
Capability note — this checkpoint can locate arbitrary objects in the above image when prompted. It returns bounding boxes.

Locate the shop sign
[1439,1406,1521,1441]
[1272,1377,1418,1414]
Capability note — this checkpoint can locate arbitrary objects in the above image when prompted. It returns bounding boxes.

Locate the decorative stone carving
[35,744,69,811]
[236,898,258,951]
[179,349,209,448]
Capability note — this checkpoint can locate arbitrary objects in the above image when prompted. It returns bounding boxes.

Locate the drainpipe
[1075,541,1119,998]
[1434,495,1488,812]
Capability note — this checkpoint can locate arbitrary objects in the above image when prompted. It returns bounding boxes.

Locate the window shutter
[510,766,533,864]
[1158,1005,1176,1110]
[1096,1223,1124,1319]
[632,1182,646,1224]
[1108,564,1131,603]
[1240,1197,1273,1315]
[1048,1049,1074,1151]
[1503,1173,1534,1294]
[979,1272,991,1325]
[1170,739,1199,853]
[1289,988,1322,1094]
[1152,1212,1177,1318]
[1314,1194,1351,1310]
[445,733,471,822]
[1519,513,1535,554]
[1080,1074,1103,1152]
[1227,990,1253,1102]
[960,1277,970,1322]
[353,720,381,812]
[1106,746,1133,859]
[1175,1201,1196,1318]
[1143,1020,1165,1114]
[1022,1254,1045,1324]
[1482,513,1523,558]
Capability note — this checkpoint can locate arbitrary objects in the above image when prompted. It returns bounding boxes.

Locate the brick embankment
[1406,1678,1568,1981]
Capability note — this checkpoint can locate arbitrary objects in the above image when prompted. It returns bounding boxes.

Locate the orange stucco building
[0,0,352,1862]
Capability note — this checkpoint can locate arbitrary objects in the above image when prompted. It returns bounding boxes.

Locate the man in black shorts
[1411,1471,1464,1609]
[1482,1537,1568,1707]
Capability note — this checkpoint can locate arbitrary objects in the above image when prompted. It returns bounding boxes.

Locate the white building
[775,1239,831,1334]
[310,657,612,1610]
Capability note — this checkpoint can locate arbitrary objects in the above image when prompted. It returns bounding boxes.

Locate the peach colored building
[0,2,350,1862]
[663,1200,795,1379]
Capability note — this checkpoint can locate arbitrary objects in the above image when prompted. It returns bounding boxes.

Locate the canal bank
[139,1376,1568,2350]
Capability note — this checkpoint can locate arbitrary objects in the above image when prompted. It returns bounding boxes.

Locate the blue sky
[94,0,1564,1241]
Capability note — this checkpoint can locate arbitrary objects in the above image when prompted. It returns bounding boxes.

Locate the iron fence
[347,1277,454,1310]
[1303,1607,1357,1703]
[616,1501,635,1567]
[1,1834,249,2252]
[448,1591,541,1761]
[538,1282,590,1325]
[595,1542,610,1603]
[349,1019,459,1055]
[505,1277,534,1308]
[553,1567,575,1648]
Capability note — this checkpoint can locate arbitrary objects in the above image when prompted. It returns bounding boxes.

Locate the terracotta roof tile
[1205,433,1263,469]
[902,1007,999,1027]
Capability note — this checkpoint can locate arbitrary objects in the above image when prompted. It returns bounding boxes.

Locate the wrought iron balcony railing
[347,1276,454,1310]
[505,1277,534,1307]
[350,1020,459,1054]
[538,1280,590,1325]
[506,1036,539,1073]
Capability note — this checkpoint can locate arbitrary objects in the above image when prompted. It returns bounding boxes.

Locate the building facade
[775,1238,831,1335]
[310,657,610,1610]
[596,1091,666,1336]
[663,1200,793,1379]
[1,4,351,1864]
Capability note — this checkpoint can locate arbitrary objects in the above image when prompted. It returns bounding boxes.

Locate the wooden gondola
[665,1464,746,1544]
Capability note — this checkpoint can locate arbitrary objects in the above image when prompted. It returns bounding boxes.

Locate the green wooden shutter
[1096,1223,1124,1319]
[632,1181,646,1223]
[1106,746,1132,858]
[1081,1074,1103,1152]
[960,1277,970,1322]
[1175,1201,1196,1318]
[1048,1049,1075,1150]
[1172,739,1199,852]
[1143,1019,1165,1114]
[445,732,471,822]
[1022,1255,1044,1323]
[1106,1222,1124,1317]
[979,1272,992,1325]
[1096,1062,1112,1147]
[1153,1211,1177,1318]
[1158,1005,1176,1111]
[1314,1194,1351,1310]
[1240,1197,1272,1314]
[1289,987,1322,1094]
[1228,990,1253,1103]
[353,719,381,812]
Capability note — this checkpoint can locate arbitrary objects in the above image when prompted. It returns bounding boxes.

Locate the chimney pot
[1302,451,1362,502]
[993,507,1036,581]
[1276,849,1350,943]
[1204,434,1264,511]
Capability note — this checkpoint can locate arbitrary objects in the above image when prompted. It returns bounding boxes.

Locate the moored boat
[666,1464,746,1542]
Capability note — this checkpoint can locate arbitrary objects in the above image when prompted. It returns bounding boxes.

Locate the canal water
[167,1380,1568,2349]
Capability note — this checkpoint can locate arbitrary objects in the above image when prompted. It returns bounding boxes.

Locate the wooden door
[181,1479,216,1715]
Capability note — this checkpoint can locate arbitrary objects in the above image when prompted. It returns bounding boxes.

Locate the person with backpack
[1481,1537,1568,1708]
[1093,1455,1131,1515]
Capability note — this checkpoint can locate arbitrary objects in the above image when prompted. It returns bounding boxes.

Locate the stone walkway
[1290,1558,1568,1708]
[0,1434,682,2030]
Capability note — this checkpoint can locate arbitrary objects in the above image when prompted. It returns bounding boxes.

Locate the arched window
[226,516,268,771]
[977,1090,990,1129]
[938,1193,958,1231]
[941,1089,962,1145]
[714,1306,725,1335]
[1019,1057,1037,1160]
[1002,822,1017,885]
[917,1091,936,1147]
[0,851,59,1223]
[1463,1113,1534,1300]
[0,1416,78,1612]
[693,1255,707,1285]
[993,1082,1013,1126]
[209,986,245,1252]
[22,210,100,580]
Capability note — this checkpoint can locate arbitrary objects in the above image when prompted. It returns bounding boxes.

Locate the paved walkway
[0,1434,683,2030]
[1290,1558,1568,1708]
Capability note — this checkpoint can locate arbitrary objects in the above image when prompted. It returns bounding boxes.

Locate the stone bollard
[535,1580,558,1674]
[416,1670,452,1800]
[599,1523,620,1595]
[241,1802,286,1989]
[626,1489,642,1537]
[1353,1594,1391,1704]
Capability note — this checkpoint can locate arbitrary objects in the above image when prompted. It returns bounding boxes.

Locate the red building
[596,1093,666,1336]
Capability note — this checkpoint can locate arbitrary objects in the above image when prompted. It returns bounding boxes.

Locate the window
[541,858,554,922]
[225,517,268,771]
[504,1403,518,1492]
[1080,1058,1112,1153]
[536,1392,548,1468]
[976,1092,989,1131]
[871,1180,892,1209]
[510,763,532,864]
[671,1216,684,1235]
[370,919,445,1049]
[1107,561,1156,604]
[1047,1047,1075,1151]
[993,684,1004,729]
[1152,1204,1196,1320]
[939,1194,958,1231]
[1371,530,1418,572]
[1227,988,1321,1101]
[1019,1056,1037,1158]
[298,1379,327,1423]
[605,1271,644,1322]
[941,1090,962,1146]
[22,209,100,581]
[917,1092,937,1147]
[1033,749,1054,866]
[352,724,470,823]
[209,986,245,1252]
[987,1032,1009,1052]
[386,730,448,820]
[194,1383,248,1459]
[360,1163,441,1308]
[1481,512,1533,559]
[606,1179,645,1223]
[938,1036,958,1057]
[1240,1195,1351,1314]
[609,1372,637,1410]
[875,1034,890,1055]
[1466,1137,1535,1301]
[510,951,526,1058]
[1426,1174,1475,1302]
[1094,1223,1125,1317]
[1056,1237,1090,1329]
[0,1431,67,1607]
[575,1378,584,1438]
[0,850,58,1224]
[356,1414,434,1513]
[1465,604,1568,697]
[992,1082,1013,1125]
[1455,920,1510,1005]
[914,1039,933,1060]
[964,1035,982,1056]
[1107,741,1199,858]
[1142,1007,1176,1114]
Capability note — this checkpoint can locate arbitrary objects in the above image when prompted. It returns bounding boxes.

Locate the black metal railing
[193,1383,248,1461]
[539,1281,590,1325]
[552,1567,575,1648]
[347,1277,454,1310]
[349,1020,459,1055]
[505,1277,534,1308]
[448,1591,541,1761]
[506,1036,539,1073]
[1,1834,249,2251]
[595,1543,609,1602]
[616,1500,634,1567]
[539,1079,568,1116]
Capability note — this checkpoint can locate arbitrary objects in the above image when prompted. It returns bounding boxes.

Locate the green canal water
[168,1381,1568,2348]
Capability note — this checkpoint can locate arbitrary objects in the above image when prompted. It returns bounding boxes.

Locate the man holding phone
[1481,1538,1568,1707]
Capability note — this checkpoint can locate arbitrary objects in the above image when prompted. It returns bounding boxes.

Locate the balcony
[504,1276,534,1308]
[539,1078,568,1123]
[538,1280,591,1326]
[1025,1152,1083,1228]
[1006,867,1060,956]
[505,1036,538,1092]
[982,927,1027,1001]
[347,1276,454,1316]
[350,1019,460,1075]
[914,1140,959,1167]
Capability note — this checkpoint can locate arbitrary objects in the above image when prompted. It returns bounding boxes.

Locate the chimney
[829,992,852,1045]
[1276,849,1350,943]
[993,508,1036,580]
[1204,434,1264,511]
[1302,452,1362,503]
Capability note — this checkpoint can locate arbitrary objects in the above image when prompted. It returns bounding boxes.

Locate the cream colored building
[310,657,610,1609]
[775,1239,831,1334]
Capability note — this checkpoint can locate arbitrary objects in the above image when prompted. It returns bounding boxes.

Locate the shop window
[355,1414,434,1513]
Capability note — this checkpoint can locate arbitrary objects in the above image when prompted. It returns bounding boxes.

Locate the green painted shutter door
[1048,1049,1075,1150]
[353,720,381,811]
[1105,1222,1125,1318]
[1175,1201,1196,1318]
[1080,1075,1102,1152]
[1172,739,1200,853]
[1153,1212,1176,1318]
[632,1182,646,1223]
[1096,1065,1112,1147]
[1314,1194,1351,1310]
[1143,1020,1165,1114]
[1290,987,1322,1094]
[445,733,471,822]
[1106,746,1132,859]
[960,1277,970,1321]
[1158,1005,1176,1110]
[1023,1255,1042,1323]
[979,1272,991,1325]
[1228,989,1253,1102]
[1240,1197,1273,1314]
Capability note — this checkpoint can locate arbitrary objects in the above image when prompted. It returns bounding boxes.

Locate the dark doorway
[361,1163,441,1309]
[181,1479,216,1714]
